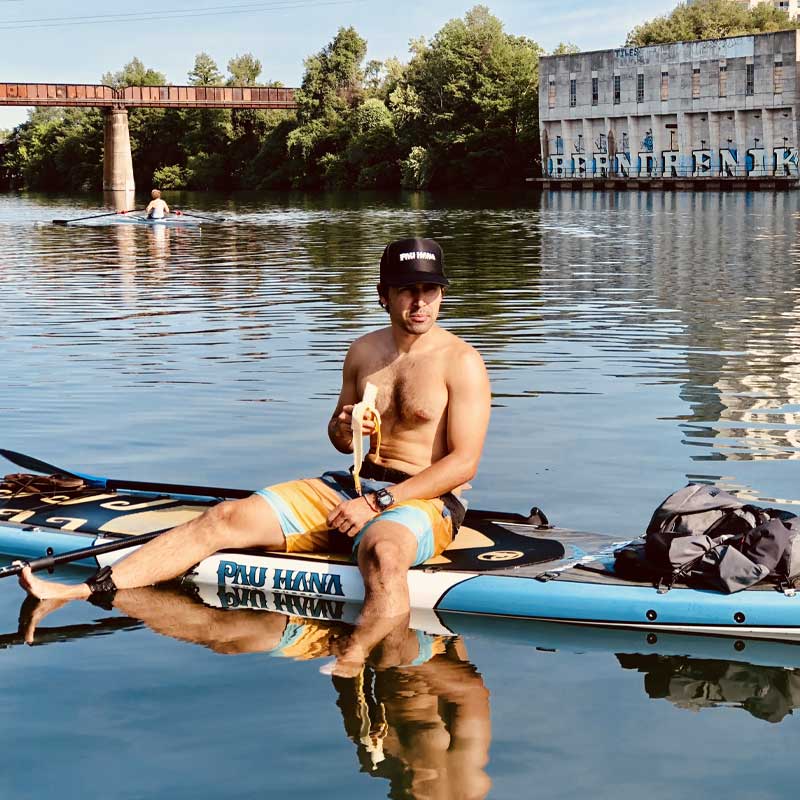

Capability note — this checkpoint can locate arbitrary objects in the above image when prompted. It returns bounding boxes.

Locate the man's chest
[364,361,448,426]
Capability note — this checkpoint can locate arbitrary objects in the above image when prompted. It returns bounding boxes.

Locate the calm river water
[1,189,800,798]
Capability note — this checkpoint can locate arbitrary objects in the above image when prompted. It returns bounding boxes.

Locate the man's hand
[336,404,379,436]
[327,495,378,537]
[328,404,379,454]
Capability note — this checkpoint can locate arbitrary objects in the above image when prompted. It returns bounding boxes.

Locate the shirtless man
[145,189,170,219]
[19,237,491,669]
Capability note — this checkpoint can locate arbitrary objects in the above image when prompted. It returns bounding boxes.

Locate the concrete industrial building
[689,0,800,19]
[734,0,798,20]
[538,30,800,186]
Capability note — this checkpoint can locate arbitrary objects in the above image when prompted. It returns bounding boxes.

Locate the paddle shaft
[0,448,541,526]
[0,448,250,500]
[173,209,226,222]
[52,209,144,225]
[0,529,163,579]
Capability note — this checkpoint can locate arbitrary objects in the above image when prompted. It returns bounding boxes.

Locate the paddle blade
[0,449,106,486]
[0,448,67,475]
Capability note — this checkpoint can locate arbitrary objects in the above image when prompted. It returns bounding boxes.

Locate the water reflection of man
[334,643,492,797]
[21,587,492,799]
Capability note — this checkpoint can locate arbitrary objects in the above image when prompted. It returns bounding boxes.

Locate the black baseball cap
[379,238,449,287]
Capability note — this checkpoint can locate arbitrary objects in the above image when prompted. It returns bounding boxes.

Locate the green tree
[1,107,103,191]
[286,26,369,186]
[342,97,400,187]
[551,42,580,54]
[627,0,799,45]
[227,53,262,85]
[152,164,190,189]
[101,57,166,88]
[294,26,368,124]
[396,5,543,188]
[188,53,224,85]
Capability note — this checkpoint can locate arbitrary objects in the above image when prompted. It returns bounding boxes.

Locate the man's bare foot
[17,565,91,601]
[320,639,369,678]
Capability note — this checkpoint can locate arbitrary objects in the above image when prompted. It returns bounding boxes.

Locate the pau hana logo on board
[217,560,345,597]
[217,587,346,620]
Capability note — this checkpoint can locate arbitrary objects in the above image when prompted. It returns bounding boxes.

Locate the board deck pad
[0,481,565,573]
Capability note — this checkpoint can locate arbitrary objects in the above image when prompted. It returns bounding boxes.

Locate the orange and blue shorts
[269,616,448,666]
[254,471,457,566]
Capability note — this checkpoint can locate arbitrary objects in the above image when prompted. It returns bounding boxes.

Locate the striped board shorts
[269,617,446,666]
[254,471,457,566]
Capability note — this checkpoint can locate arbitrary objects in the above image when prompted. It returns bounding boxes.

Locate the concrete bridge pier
[103,108,135,192]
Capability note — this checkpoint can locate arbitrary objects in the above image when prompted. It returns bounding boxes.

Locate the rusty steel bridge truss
[0,82,297,109]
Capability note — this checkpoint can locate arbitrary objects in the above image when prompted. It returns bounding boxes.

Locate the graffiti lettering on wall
[547,147,799,178]
[613,36,753,66]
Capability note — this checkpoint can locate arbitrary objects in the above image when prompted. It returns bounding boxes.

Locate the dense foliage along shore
[1,1,797,192]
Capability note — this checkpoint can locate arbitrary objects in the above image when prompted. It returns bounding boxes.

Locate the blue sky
[0,0,676,130]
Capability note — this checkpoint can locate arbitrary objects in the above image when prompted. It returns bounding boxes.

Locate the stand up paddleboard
[1,449,799,641]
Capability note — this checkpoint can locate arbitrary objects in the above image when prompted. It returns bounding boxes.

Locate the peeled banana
[352,382,381,495]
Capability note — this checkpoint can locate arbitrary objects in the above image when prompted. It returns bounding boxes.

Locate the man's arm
[388,345,491,505]
[327,344,360,454]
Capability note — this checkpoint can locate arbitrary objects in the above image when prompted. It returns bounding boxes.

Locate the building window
[613,75,621,104]
[661,70,669,101]
[692,67,700,99]
[670,130,678,151]
[548,76,555,109]
[637,73,644,102]
[591,77,598,106]
[570,78,577,107]
[775,58,783,94]
[719,64,727,97]
[746,63,754,96]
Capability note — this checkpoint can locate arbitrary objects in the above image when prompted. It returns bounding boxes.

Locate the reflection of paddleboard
[3,451,800,641]
[191,581,454,637]
[13,583,800,724]
[192,582,800,670]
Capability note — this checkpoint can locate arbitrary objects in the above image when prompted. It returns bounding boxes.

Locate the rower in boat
[17,237,492,677]
[145,189,170,220]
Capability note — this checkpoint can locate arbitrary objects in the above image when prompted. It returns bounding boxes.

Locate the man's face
[384,283,444,335]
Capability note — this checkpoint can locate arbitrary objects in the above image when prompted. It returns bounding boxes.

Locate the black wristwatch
[373,487,395,511]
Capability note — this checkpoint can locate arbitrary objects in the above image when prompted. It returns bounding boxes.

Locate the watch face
[376,489,393,509]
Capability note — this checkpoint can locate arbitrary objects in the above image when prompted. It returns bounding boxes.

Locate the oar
[0,530,167,579]
[12,601,141,648]
[52,209,145,226]
[1,448,541,524]
[0,448,251,500]
[173,209,227,223]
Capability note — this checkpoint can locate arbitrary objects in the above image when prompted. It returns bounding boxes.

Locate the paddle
[0,529,166,579]
[0,448,251,500]
[13,601,140,647]
[52,209,145,226]
[0,447,543,525]
[172,209,228,223]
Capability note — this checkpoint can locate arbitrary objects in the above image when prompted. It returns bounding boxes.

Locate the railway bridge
[0,82,299,191]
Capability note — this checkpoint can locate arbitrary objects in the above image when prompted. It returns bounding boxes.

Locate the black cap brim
[381,271,449,288]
